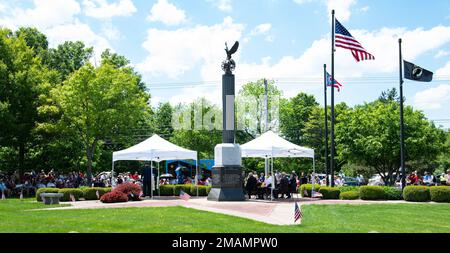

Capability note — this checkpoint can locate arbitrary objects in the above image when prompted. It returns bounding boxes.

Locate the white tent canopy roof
[240,130,314,158]
[112,134,197,162]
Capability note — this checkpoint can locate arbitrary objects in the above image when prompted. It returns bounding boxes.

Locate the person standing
[245,173,257,199]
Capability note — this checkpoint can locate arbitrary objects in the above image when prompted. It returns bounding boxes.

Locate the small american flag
[1,190,5,200]
[294,202,302,223]
[70,194,76,202]
[335,18,374,62]
[311,190,323,198]
[20,191,23,200]
[179,190,191,201]
[96,190,100,199]
[326,71,342,92]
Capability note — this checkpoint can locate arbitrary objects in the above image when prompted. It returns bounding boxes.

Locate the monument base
[207,144,245,201]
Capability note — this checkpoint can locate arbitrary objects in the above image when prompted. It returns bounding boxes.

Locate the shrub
[403,186,430,202]
[382,186,403,200]
[206,186,212,195]
[318,186,340,199]
[174,184,193,196]
[159,185,175,196]
[430,186,450,203]
[338,186,359,193]
[189,185,208,196]
[299,184,321,197]
[36,188,60,202]
[359,186,385,200]
[58,188,84,201]
[83,187,112,200]
[340,191,360,200]
[100,191,128,203]
[114,183,142,201]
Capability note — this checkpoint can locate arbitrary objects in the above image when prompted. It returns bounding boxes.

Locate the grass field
[1,198,450,233]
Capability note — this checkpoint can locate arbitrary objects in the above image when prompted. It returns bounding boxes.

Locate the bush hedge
[430,186,450,203]
[83,187,112,200]
[159,185,175,196]
[340,191,359,200]
[382,186,403,200]
[206,186,212,195]
[58,188,84,201]
[318,186,340,199]
[100,191,128,203]
[359,186,385,200]
[174,184,193,196]
[189,185,209,196]
[114,183,142,201]
[300,184,321,197]
[403,186,430,202]
[337,186,359,193]
[36,188,60,202]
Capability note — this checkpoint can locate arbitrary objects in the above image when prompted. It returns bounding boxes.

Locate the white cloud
[0,0,81,30]
[434,50,449,59]
[436,61,450,76]
[0,0,113,63]
[249,23,272,36]
[413,85,450,109]
[360,6,369,12]
[101,21,121,40]
[292,0,356,22]
[327,0,356,22]
[138,16,244,79]
[82,0,137,19]
[147,0,187,26]
[207,0,232,12]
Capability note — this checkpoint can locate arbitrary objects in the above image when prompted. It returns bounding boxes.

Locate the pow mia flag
[404,60,433,82]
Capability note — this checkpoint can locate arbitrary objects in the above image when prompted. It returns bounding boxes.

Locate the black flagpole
[324,64,329,186]
[330,9,335,187]
[399,38,406,189]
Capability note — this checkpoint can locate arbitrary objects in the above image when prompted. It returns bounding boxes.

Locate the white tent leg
[271,156,274,201]
[111,161,115,189]
[158,161,160,197]
[150,160,153,199]
[195,159,199,197]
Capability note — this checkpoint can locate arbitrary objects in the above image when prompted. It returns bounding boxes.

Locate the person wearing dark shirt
[280,173,290,199]
[245,173,258,199]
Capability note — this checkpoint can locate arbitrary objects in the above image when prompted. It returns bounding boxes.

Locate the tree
[336,100,446,185]
[154,102,174,138]
[170,98,222,159]
[15,27,48,58]
[45,41,93,80]
[237,79,282,140]
[0,28,47,175]
[52,63,150,184]
[280,93,319,145]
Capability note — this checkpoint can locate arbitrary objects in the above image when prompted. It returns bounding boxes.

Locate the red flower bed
[114,183,142,201]
[100,191,128,203]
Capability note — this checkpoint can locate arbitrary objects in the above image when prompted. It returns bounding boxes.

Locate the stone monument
[207,41,245,201]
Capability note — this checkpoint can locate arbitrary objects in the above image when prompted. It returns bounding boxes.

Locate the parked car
[368,175,385,186]
[343,177,359,186]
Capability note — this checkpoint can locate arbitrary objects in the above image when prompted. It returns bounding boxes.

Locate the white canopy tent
[240,130,315,199]
[112,134,198,198]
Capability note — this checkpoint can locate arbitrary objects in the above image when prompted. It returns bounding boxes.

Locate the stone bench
[40,193,64,205]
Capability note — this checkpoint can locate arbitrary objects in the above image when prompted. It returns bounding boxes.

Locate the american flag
[70,194,76,202]
[294,202,302,223]
[96,190,100,199]
[1,189,5,200]
[326,71,342,91]
[179,190,191,201]
[335,18,375,62]
[20,191,23,200]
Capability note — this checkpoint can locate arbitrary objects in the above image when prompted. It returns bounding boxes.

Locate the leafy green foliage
[359,186,386,200]
[339,191,359,200]
[36,188,60,202]
[382,186,403,200]
[300,184,321,197]
[318,186,340,199]
[430,186,450,203]
[83,187,112,200]
[403,186,430,202]
[44,41,93,79]
[58,188,84,201]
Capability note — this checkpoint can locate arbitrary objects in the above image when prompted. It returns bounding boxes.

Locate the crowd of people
[0,170,112,197]
[406,170,450,186]
[244,171,305,200]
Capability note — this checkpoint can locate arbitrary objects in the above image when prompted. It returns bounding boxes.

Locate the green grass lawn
[1,198,450,233]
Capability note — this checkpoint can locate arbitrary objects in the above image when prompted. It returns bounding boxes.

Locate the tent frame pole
[111,161,115,188]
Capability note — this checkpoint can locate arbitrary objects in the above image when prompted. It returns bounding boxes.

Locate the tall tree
[154,102,174,138]
[15,27,48,58]
[0,28,47,175]
[336,100,446,185]
[45,41,93,80]
[280,92,319,145]
[52,63,150,184]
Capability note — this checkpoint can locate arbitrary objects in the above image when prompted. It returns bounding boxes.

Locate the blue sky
[1,0,450,128]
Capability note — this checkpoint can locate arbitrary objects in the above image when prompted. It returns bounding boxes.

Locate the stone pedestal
[207,143,245,201]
